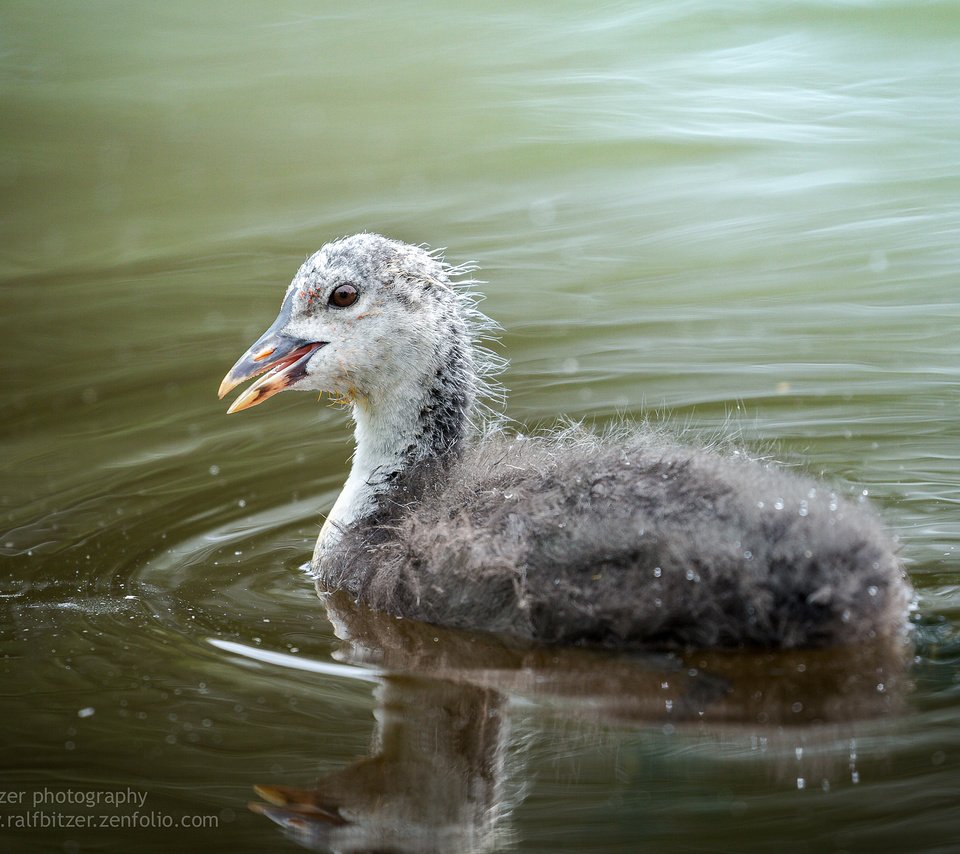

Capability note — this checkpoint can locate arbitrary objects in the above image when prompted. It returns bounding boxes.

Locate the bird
[218,233,912,650]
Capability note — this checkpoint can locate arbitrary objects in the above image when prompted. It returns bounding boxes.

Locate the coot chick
[219,234,911,650]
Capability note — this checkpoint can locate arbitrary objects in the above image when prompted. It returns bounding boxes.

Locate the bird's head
[219,233,469,413]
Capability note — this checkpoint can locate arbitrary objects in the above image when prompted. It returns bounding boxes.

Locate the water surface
[2,2,959,852]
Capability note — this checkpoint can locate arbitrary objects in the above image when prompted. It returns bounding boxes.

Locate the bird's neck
[315,332,476,559]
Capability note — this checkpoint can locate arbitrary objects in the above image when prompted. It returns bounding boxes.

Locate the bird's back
[317,426,911,650]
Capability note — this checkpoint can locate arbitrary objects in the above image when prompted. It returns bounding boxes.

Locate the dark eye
[329,283,358,308]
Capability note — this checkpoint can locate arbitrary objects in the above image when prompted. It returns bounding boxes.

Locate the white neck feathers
[314,330,478,562]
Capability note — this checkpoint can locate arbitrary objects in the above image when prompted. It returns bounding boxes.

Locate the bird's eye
[329,283,358,308]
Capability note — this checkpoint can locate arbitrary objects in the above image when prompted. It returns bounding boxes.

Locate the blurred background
[1,1,958,852]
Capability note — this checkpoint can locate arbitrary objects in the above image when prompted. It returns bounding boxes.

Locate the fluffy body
[222,233,912,650]
[318,425,909,649]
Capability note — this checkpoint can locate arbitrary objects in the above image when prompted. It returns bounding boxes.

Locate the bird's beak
[219,316,325,413]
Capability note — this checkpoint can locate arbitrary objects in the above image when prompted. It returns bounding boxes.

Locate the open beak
[219,321,325,413]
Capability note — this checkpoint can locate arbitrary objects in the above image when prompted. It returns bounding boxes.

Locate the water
[2,1,959,851]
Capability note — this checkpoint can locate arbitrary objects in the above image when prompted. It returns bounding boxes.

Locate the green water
[2,2,959,851]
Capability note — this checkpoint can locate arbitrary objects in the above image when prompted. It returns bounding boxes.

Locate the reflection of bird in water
[220,234,912,649]
[247,593,911,853]
[251,677,509,854]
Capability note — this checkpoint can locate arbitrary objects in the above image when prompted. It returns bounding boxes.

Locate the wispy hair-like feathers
[319,424,910,650]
